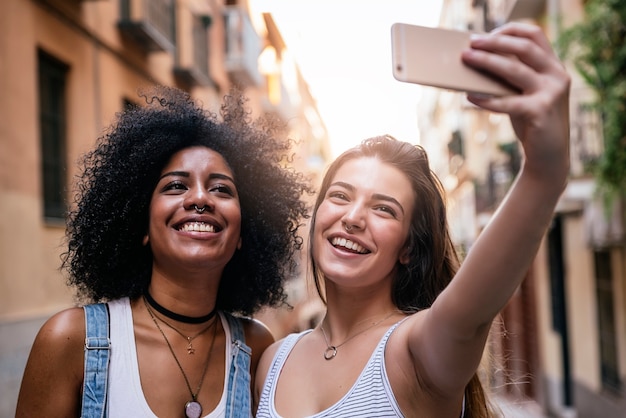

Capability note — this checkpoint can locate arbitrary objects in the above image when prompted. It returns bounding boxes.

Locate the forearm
[442,161,567,331]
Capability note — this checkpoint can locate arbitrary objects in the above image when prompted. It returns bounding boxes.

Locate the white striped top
[256,320,407,417]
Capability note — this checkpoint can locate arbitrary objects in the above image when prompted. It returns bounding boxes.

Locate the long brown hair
[309,135,494,417]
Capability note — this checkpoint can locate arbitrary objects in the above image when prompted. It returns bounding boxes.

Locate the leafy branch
[557,0,626,203]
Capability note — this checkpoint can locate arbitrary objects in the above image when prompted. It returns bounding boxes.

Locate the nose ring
[344,223,353,232]
[193,204,207,213]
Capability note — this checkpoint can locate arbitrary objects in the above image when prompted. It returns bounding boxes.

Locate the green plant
[557,0,626,203]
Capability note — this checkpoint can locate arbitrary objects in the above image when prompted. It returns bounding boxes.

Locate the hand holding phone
[391,23,519,96]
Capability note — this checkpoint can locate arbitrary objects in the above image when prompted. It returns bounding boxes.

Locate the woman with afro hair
[16,86,313,418]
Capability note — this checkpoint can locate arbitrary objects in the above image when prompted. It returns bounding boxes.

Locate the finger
[465,93,523,115]
[461,47,538,92]
[490,22,554,55]
[468,31,555,75]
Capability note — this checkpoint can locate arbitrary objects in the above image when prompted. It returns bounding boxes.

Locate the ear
[142,234,149,246]
[399,246,411,265]
[237,237,242,250]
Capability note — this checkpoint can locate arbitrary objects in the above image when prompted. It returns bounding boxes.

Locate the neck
[143,291,217,324]
[324,285,399,322]
[320,307,403,343]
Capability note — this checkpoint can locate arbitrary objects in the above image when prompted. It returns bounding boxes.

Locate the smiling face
[313,156,414,289]
[145,146,242,278]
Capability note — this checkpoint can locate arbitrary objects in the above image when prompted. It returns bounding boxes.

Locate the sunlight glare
[253,0,444,157]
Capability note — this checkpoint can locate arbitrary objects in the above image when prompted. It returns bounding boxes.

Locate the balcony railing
[118,0,175,52]
[223,6,262,87]
[174,14,211,87]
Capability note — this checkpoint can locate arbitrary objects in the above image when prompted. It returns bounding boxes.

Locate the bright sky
[252,0,444,157]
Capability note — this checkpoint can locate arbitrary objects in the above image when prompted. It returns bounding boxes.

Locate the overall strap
[81,303,111,418]
[223,313,252,418]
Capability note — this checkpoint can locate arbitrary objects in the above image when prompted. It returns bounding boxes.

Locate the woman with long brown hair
[256,22,570,417]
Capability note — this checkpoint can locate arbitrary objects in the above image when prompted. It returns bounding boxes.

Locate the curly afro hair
[62,86,313,316]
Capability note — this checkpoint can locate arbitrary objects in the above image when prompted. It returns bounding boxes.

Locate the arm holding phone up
[390,21,570,415]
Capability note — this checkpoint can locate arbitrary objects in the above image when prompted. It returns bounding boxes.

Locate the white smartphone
[390,23,519,96]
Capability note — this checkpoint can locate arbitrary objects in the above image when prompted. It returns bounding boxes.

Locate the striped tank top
[256,319,407,417]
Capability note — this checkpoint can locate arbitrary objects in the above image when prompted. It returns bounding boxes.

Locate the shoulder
[37,306,86,348]
[257,330,307,378]
[31,307,87,367]
[257,336,284,364]
[240,316,274,353]
[384,311,428,380]
[16,307,86,416]
[253,335,289,404]
[235,317,275,395]
[226,315,275,372]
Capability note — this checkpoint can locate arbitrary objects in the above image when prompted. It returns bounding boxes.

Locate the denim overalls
[81,303,252,418]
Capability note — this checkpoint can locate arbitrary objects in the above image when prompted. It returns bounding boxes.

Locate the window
[38,50,68,220]
[192,14,210,78]
[594,249,621,392]
[119,0,175,52]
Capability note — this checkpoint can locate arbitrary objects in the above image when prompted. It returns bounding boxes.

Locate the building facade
[0,0,330,415]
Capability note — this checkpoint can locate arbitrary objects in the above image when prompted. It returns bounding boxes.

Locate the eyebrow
[331,181,405,215]
[159,171,235,184]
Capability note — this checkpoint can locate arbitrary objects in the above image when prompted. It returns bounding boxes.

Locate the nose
[184,185,215,213]
[342,202,366,232]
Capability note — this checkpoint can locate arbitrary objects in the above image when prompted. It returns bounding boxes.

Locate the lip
[327,232,371,255]
[174,215,223,233]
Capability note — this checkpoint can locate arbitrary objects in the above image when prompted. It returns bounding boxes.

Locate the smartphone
[390,23,519,96]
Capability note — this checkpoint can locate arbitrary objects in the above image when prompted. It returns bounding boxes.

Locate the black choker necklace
[143,291,217,324]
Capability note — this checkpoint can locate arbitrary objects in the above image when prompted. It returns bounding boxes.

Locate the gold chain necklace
[151,308,215,355]
[144,297,218,418]
[319,312,396,360]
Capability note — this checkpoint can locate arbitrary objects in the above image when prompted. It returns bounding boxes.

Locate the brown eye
[328,191,348,201]
[375,205,397,217]
[209,184,235,196]
[161,181,187,193]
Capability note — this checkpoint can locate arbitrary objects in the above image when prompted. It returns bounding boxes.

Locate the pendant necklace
[145,297,215,354]
[320,312,396,360]
[144,297,218,418]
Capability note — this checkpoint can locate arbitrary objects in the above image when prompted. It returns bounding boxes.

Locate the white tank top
[106,297,230,417]
[256,320,407,417]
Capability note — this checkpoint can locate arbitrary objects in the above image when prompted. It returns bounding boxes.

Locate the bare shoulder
[386,310,469,415]
[43,306,86,337]
[385,311,429,388]
[257,335,284,365]
[240,316,275,383]
[241,316,275,352]
[255,335,285,381]
[386,310,426,349]
[253,335,288,407]
[29,307,86,358]
[16,306,86,417]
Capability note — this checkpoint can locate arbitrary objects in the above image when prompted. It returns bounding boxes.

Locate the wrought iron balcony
[223,6,262,87]
[174,14,212,87]
[118,0,175,52]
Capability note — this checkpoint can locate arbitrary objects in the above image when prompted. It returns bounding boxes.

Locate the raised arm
[410,22,571,394]
[15,308,85,417]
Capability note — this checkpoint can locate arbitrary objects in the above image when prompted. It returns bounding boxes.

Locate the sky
[252,0,444,157]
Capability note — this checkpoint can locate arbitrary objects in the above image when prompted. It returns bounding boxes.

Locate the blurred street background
[1,0,625,416]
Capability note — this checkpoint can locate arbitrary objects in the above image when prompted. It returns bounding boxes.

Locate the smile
[177,222,217,233]
[330,237,369,254]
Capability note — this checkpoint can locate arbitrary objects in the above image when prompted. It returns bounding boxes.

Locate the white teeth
[331,237,368,254]
[180,222,215,233]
